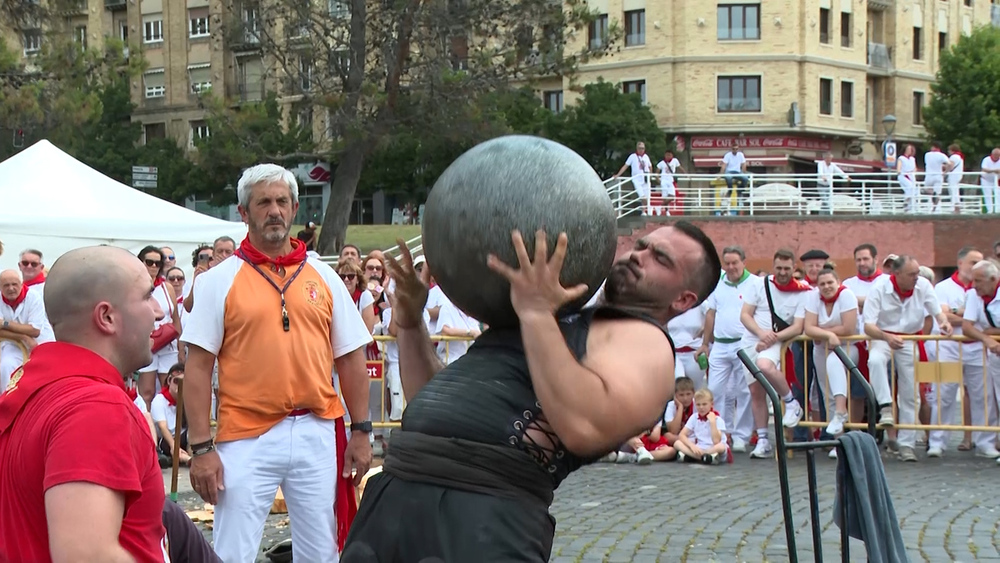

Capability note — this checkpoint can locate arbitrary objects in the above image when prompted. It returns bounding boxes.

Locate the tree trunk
[317,143,367,256]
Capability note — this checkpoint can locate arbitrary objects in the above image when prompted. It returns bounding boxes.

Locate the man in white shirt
[816,153,850,215]
[656,150,684,215]
[927,247,996,458]
[980,148,1000,214]
[719,144,749,209]
[842,243,889,420]
[962,259,1000,465]
[946,143,965,213]
[923,142,954,214]
[863,255,952,462]
[0,269,54,389]
[696,246,755,451]
[739,249,810,459]
[613,141,653,211]
[667,303,707,390]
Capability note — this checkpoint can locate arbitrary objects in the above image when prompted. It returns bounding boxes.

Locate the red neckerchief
[22,272,44,287]
[890,275,913,299]
[857,270,880,282]
[160,386,176,407]
[953,151,964,161]
[821,285,847,304]
[0,342,125,432]
[153,276,165,288]
[698,409,720,422]
[2,284,28,309]
[680,402,694,425]
[239,234,307,267]
[950,271,972,291]
[984,282,1000,307]
[805,276,818,288]
[350,288,363,305]
[334,417,357,550]
[770,276,812,292]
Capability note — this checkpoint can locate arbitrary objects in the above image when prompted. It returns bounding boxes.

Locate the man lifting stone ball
[341,224,721,562]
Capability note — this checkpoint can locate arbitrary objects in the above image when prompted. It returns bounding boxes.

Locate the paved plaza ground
[167,444,1000,562]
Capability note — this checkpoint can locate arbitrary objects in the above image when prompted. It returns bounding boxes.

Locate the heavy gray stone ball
[422,135,616,328]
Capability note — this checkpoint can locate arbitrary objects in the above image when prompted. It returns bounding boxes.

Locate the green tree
[545,79,665,179]
[923,26,1000,160]
[70,71,144,184]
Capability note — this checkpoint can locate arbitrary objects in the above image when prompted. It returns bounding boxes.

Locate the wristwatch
[350,420,373,433]
[2,321,8,329]
[951,307,959,314]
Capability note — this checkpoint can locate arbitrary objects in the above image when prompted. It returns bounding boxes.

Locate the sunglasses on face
[166,255,175,261]
[20,261,39,268]
[167,275,185,282]
[365,265,383,272]
[144,259,163,268]
[340,273,356,281]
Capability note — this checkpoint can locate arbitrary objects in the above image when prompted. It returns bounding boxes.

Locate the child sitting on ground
[676,388,731,465]
[662,377,696,446]
[605,377,696,464]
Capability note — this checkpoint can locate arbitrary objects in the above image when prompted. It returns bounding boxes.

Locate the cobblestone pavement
[168,444,1000,562]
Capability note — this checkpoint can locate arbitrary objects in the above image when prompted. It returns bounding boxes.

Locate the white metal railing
[318,233,423,266]
[609,171,992,218]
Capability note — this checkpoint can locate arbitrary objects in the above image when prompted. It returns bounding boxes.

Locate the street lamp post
[881,114,897,168]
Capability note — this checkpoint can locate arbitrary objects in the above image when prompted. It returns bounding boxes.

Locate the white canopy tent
[0,140,246,273]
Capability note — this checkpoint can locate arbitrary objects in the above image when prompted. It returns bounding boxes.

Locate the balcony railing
[867,42,892,70]
[104,0,125,9]
[606,172,989,218]
[226,81,266,103]
[228,24,261,49]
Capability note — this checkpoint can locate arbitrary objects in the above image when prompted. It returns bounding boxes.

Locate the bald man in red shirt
[0,246,169,562]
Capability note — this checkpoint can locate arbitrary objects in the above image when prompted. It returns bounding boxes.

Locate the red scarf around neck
[23,272,44,287]
[160,386,176,407]
[698,409,720,421]
[153,276,165,288]
[821,285,847,304]
[950,271,973,291]
[350,287,363,305]
[770,276,811,293]
[890,275,913,299]
[2,284,28,309]
[857,270,880,283]
[984,282,1000,307]
[239,234,307,267]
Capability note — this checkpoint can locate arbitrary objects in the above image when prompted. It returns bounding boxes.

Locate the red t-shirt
[0,342,168,562]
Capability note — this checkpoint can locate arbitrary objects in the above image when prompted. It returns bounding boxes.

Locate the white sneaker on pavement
[636,447,654,465]
[782,399,803,428]
[826,412,849,436]
[926,447,943,458]
[977,446,1000,459]
[750,439,773,459]
[732,438,747,453]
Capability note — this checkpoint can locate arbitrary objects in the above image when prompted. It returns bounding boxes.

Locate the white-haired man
[864,256,952,462]
[962,259,1000,465]
[0,269,53,388]
[181,163,374,561]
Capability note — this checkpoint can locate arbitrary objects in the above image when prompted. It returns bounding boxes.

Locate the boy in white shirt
[676,389,731,464]
[923,142,953,213]
[655,150,684,215]
[946,144,964,213]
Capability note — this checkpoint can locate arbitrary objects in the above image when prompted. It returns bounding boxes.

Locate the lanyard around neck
[238,250,308,332]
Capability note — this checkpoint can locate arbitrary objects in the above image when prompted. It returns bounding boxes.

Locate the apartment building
[550,0,1000,172]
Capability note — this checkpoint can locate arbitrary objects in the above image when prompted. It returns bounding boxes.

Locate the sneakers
[782,399,803,428]
[731,438,748,453]
[826,412,849,436]
[615,452,637,464]
[976,446,1000,459]
[750,438,773,459]
[885,439,900,455]
[600,451,619,463]
[828,448,838,459]
[636,447,655,465]
[898,446,918,462]
[926,446,943,458]
[877,407,895,428]
[677,451,688,463]
[701,453,721,465]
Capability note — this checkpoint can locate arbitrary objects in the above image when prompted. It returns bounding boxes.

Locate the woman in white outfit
[803,267,858,436]
[136,246,181,409]
[666,302,708,389]
[896,144,918,212]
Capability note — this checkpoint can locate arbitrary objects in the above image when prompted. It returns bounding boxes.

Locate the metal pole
[170,378,185,503]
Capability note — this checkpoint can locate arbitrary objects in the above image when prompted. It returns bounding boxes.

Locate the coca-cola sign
[690,136,832,151]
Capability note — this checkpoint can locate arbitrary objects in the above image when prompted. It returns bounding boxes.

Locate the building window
[543,90,563,113]
[299,58,313,92]
[840,12,852,47]
[74,26,87,50]
[334,48,352,74]
[939,31,947,51]
[236,57,264,102]
[328,0,349,18]
[188,65,212,94]
[623,80,646,104]
[819,8,830,44]
[841,81,854,118]
[964,0,971,6]
[23,30,41,55]
[143,122,166,144]
[144,70,165,98]
[912,27,923,60]
[717,75,761,112]
[190,120,210,147]
[717,4,760,41]
[819,78,833,116]
[625,9,645,46]
[913,91,924,125]
[589,14,608,49]
[189,8,210,38]
[143,16,163,43]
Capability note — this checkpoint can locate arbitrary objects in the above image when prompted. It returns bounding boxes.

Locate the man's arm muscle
[46,482,136,563]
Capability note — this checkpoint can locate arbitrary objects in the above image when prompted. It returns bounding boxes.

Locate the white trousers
[813,343,859,416]
[868,340,917,447]
[674,351,706,390]
[707,341,753,443]
[928,363,996,451]
[982,180,1000,213]
[632,177,650,198]
[386,360,403,421]
[215,414,339,563]
[899,175,917,211]
[947,177,961,211]
[0,343,25,390]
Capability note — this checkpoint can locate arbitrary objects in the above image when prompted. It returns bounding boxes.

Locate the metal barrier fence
[784,334,1000,435]
[738,345,877,563]
[0,337,29,392]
